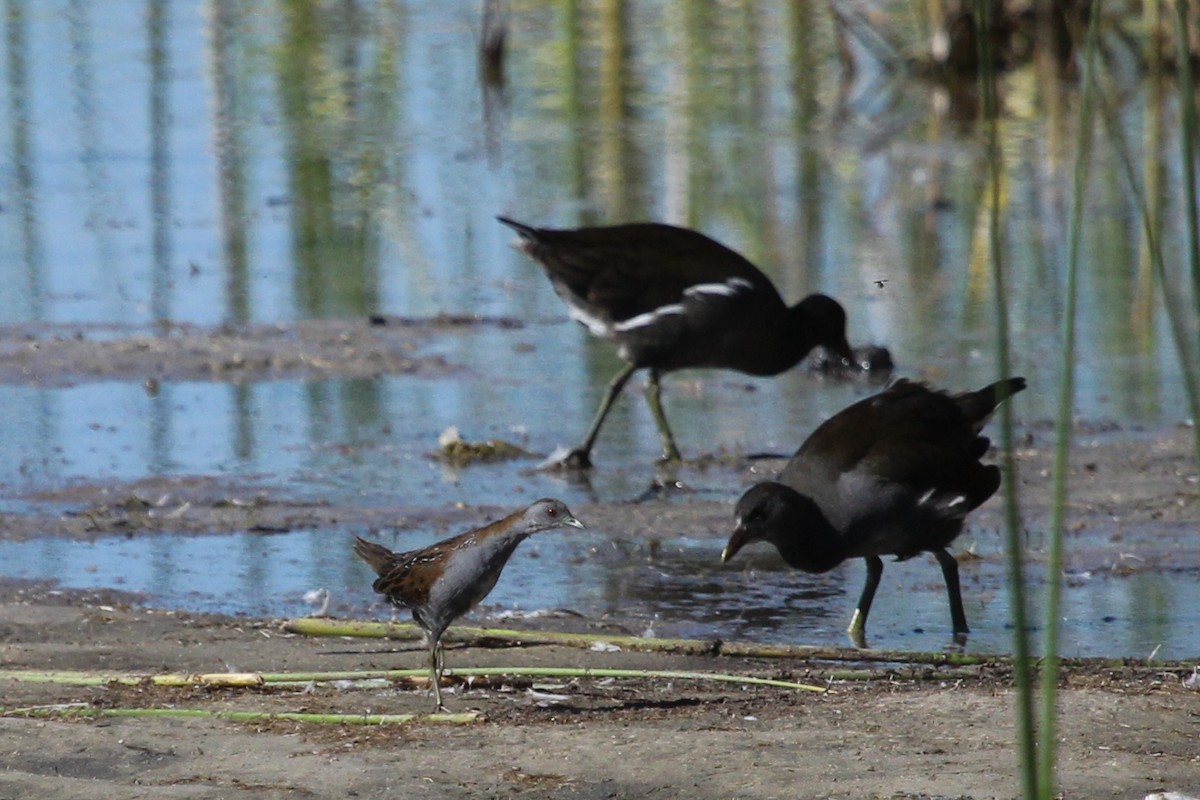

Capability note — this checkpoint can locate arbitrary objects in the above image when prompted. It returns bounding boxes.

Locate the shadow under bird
[499,216,857,468]
[722,377,1026,648]
[353,498,584,711]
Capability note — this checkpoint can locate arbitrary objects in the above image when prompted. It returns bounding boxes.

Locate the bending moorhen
[499,216,855,467]
[722,377,1026,647]
[354,498,584,710]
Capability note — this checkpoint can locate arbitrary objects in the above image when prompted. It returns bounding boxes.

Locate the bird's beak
[565,516,585,529]
[721,524,750,564]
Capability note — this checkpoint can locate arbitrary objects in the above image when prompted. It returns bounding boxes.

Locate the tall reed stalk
[971,2,1036,798]
[1175,0,1200,465]
[1177,0,1200,316]
[1095,4,1200,460]
[1037,7,1103,797]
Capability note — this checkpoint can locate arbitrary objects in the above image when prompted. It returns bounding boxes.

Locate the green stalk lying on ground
[0,705,479,725]
[0,666,826,693]
[280,618,1184,670]
[283,617,998,665]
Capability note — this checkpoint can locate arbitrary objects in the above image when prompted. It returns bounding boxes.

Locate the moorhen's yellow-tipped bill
[721,524,752,564]
[722,377,1026,648]
[499,216,864,468]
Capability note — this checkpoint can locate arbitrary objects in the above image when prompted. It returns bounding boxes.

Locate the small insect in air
[873,279,889,288]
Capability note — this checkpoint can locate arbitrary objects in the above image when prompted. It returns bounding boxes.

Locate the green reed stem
[1094,21,1200,464]
[1038,8,1102,797]
[1176,0,1200,312]
[1175,0,1200,466]
[972,2,1037,797]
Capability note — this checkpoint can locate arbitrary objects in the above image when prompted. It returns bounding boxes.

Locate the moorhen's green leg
[645,368,682,463]
[564,363,638,468]
[848,555,884,648]
[934,548,970,643]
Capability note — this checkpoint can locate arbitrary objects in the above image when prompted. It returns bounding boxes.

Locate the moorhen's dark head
[723,481,824,563]
[795,294,854,363]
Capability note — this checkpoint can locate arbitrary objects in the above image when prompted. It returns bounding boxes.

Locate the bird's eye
[546,507,558,517]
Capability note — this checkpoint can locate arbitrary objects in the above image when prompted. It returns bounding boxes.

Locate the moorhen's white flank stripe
[612,304,686,332]
[566,305,610,336]
[682,277,754,298]
[498,216,857,467]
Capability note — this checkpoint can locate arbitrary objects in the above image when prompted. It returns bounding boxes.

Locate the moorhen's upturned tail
[499,216,856,467]
[722,377,1026,648]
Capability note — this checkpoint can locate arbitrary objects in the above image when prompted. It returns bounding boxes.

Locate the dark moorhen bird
[354,498,584,711]
[722,377,1026,647]
[499,216,856,467]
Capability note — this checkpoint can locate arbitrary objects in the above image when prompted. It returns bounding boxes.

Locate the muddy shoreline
[1,588,1197,799]
[1,320,1198,799]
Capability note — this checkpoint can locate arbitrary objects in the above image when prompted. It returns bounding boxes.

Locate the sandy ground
[1,319,1199,799]
[0,586,1197,800]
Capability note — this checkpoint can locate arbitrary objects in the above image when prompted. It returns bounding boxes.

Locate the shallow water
[0,2,1197,659]
[0,523,1196,660]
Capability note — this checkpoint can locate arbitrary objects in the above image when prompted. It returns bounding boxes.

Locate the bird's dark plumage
[722,377,1025,647]
[499,216,857,466]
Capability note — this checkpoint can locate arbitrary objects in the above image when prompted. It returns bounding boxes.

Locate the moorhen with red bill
[722,377,1025,647]
[499,216,860,467]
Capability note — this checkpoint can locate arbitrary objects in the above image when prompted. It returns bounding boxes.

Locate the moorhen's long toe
[722,377,1026,648]
[500,216,860,467]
